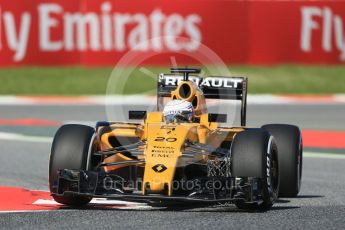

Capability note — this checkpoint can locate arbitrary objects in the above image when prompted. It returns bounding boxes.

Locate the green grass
[0,67,112,95]
[0,65,344,95]
[231,65,345,94]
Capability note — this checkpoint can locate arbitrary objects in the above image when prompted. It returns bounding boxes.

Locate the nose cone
[142,123,194,196]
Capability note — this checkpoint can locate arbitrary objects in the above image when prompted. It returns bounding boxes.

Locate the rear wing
[157,68,248,126]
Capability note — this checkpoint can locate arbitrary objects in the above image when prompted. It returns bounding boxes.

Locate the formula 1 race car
[49,68,303,210]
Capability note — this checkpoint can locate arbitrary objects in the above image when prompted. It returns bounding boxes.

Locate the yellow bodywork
[143,123,198,195]
[97,80,244,196]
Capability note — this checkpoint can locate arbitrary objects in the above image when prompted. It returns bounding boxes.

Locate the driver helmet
[163,99,195,123]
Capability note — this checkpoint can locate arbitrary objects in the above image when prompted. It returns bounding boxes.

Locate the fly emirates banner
[0,0,345,66]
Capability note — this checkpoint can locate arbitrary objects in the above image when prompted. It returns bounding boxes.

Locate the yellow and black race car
[49,68,303,210]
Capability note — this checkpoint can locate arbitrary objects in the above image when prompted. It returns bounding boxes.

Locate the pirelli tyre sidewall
[49,124,96,206]
[263,135,279,206]
[231,129,279,210]
[261,124,303,198]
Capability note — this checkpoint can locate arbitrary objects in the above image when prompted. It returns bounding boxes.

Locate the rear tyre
[231,129,279,210]
[261,124,302,198]
[49,124,95,206]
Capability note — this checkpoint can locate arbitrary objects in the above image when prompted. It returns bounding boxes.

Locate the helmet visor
[164,111,194,123]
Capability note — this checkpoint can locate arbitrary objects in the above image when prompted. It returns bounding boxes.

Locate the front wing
[52,169,264,205]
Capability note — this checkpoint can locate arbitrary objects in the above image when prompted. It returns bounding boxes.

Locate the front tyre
[49,124,95,206]
[231,129,279,210]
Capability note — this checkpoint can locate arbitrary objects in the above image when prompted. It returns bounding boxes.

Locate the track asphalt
[0,102,344,229]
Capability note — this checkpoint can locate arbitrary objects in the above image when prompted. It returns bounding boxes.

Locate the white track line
[33,198,144,206]
[0,95,345,105]
[0,132,52,143]
[0,132,344,159]
[32,198,156,210]
[0,131,344,160]
[304,151,345,159]
[334,94,345,103]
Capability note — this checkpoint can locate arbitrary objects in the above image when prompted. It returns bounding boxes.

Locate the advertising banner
[0,0,344,66]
